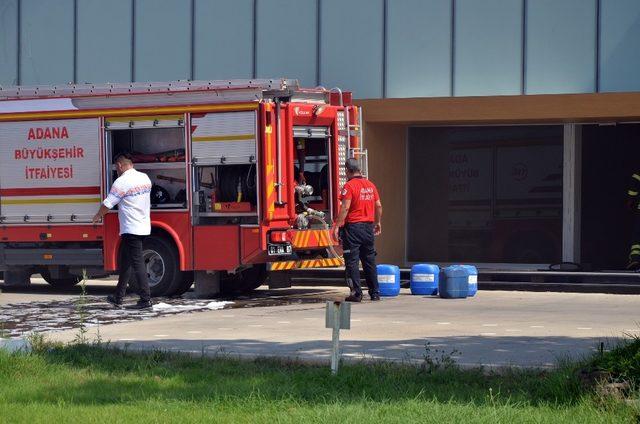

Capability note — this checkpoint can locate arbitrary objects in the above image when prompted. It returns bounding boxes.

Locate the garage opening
[581,123,640,271]
[407,125,563,265]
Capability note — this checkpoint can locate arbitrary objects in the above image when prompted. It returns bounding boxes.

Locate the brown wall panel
[356,92,640,125]
[365,124,407,265]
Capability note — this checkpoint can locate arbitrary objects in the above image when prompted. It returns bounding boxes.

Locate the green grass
[0,343,637,423]
[589,337,640,384]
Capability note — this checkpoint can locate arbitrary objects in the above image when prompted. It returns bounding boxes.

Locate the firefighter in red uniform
[333,158,382,302]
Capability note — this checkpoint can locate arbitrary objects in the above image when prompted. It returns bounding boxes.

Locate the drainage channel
[289,269,640,294]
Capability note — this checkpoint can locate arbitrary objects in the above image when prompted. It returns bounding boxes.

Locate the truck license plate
[268,244,292,256]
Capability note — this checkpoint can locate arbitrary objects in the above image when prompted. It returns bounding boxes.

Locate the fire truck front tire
[40,269,81,288]
[140,236,186,297]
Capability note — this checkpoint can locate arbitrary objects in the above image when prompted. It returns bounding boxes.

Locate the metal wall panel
[526,0,596,94]
[194,0,253,80]
[77,0,132,84]
[20,0,74,85]
[0,0,18,85]
[600,0,640,92]
[320,0,384,99]
[454,0,523,96]
[256,0,316,86]
[386,0,451,98]
[134,0,191,82]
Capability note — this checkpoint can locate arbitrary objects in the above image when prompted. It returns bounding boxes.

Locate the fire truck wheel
[220,265,267,296]
[142,236,184,297]
[40,269,81,288]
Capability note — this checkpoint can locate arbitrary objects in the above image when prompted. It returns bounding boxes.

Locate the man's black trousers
[115,233,151,302]
[341,222,380,298]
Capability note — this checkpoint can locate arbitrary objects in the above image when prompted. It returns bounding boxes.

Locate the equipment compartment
[192,163,258,225]
[107,124,187,209]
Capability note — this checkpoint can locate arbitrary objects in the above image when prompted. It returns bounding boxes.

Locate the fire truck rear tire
[220,264,267,296]
[141,235,185,297]
[40,269,81,288]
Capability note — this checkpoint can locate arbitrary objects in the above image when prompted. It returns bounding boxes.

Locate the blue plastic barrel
[439,265,470,299]
[459,265,478,296]
[377,264,401,297]
[410,264,439,295]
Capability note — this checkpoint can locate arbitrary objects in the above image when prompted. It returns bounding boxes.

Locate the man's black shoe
[345,294,362,302]
[129,300,153,310]
[370,294,381,301]
[106,294,123,308]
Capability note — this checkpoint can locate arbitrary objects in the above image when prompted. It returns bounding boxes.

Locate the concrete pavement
[42,289,640,369]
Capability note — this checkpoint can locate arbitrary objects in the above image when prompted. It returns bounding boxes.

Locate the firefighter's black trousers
[341,222,380,298]
[115,234,151,302]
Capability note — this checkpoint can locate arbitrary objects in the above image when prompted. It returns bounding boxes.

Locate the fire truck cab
[0,79,364,296]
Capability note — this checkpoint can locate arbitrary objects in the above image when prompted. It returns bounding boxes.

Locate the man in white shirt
[93,152,153,309]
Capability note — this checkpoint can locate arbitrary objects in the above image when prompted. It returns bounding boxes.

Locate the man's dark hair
[113,151,134,164]
[345,158,361,173]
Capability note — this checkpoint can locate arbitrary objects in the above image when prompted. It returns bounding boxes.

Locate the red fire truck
[0,79,364,296]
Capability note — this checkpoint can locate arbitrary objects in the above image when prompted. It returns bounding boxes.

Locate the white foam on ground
[152,301,233,313]
[205,301,233,310]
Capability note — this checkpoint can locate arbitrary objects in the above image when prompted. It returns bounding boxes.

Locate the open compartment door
[190,109,260,270]
[260,102,293,226]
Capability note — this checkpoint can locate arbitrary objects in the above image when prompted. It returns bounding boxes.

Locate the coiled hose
[218,165,257,204]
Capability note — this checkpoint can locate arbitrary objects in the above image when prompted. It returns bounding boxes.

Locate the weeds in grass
[588,335,640,386]
[25,332,46,353]
[420,341,460,373]
[73,269,89,345]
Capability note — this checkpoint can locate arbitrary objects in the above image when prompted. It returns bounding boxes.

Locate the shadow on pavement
[0,281,115,296]
[81,334,623,370]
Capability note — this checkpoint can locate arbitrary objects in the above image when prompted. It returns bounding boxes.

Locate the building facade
[2,0,640,270]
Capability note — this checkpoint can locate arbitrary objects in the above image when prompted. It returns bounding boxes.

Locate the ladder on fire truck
[328,87,367,178]
[0,78,308,100]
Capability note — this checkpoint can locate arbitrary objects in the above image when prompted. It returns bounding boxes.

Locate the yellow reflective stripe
[0,102,259,122]
[633,174,640,182]
[272,257,345,271]
[192,134,255,142]
[629,190,639,196]
[632,244,640,250]
[319,230,330,246]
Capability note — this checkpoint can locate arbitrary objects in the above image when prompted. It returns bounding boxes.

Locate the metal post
[359,106,364,151]
[563,123,582,263]
[330,302,341,375]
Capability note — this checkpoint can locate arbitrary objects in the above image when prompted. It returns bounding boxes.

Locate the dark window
[408,126,563,264]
